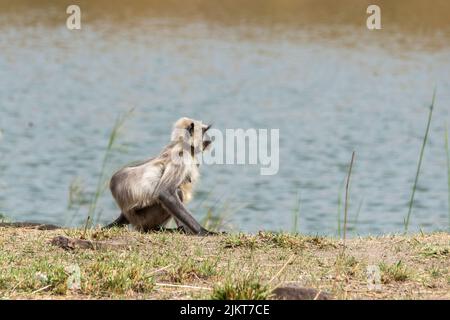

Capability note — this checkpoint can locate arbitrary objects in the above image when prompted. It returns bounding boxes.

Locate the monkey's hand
[199,228,220,236]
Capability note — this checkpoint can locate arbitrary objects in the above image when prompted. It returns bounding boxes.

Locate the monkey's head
[171,117,212,154]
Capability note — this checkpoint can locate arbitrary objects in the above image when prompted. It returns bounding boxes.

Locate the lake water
[1,5,450,235]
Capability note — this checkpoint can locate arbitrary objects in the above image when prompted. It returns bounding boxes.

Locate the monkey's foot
[148,226,187,233]
[198,228,226,236]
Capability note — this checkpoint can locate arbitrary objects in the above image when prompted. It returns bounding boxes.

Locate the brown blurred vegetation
[0,0,449,34]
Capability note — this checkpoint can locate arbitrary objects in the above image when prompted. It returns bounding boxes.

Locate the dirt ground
[0,227,448,299]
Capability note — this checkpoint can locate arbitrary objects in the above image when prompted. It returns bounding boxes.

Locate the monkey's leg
[158,190,215,236]
[148,188,188,234]
[166,189,218,235]
[103,213,129,229]
[171,189,187,233]
[170,189,214,234]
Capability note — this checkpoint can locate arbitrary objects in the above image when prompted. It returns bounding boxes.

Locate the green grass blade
[291,190,301,234]
[445,124,450,231]
[352,197,364,234]
[343,151,355,244]
[337,183,343,237]
[85,108,134,230]
[404,89,436,233]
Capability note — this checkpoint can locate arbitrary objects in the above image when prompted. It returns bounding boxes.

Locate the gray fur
[106,117,213,235]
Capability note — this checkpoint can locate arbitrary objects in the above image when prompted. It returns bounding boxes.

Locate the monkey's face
[171,117,212,154]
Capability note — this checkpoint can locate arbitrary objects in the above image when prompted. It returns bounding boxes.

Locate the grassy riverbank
[0,227,448,300]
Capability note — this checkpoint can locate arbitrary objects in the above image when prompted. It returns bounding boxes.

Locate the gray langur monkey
[104,117,216,235]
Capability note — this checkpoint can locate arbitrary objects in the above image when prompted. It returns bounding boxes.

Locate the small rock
[272,284,333,300]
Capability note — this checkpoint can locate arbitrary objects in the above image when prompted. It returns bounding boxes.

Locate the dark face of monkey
[187,121,212,154]
[171,117,212,155]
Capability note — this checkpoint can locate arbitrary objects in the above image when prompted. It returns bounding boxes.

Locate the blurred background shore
[1,0,449,31]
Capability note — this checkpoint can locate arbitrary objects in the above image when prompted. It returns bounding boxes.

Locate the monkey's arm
[103,213,129,229]
[158,190,210,235]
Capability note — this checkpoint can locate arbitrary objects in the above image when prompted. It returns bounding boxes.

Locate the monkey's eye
[188,122,195,135]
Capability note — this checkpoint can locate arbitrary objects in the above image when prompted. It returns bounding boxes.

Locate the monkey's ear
[188,122,195,135]
[203,124,212,134]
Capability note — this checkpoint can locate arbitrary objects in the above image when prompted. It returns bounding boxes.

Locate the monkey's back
[110,158,164,214]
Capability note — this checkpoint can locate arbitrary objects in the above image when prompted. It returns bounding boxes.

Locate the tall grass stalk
[336,178,347,237]
[202,202,227,231]
[337,184,343,237]
[201,197,245,232]
[291,190,301,234]
[352,197,364,234]
[84,109,134,232]
[445,124,450,231]
[343,151,355,246]
[404,90,436,233]
[0,212,8,222]
[199,192,226,229]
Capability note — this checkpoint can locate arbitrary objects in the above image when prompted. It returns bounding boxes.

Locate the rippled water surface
[1,4,450,235]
